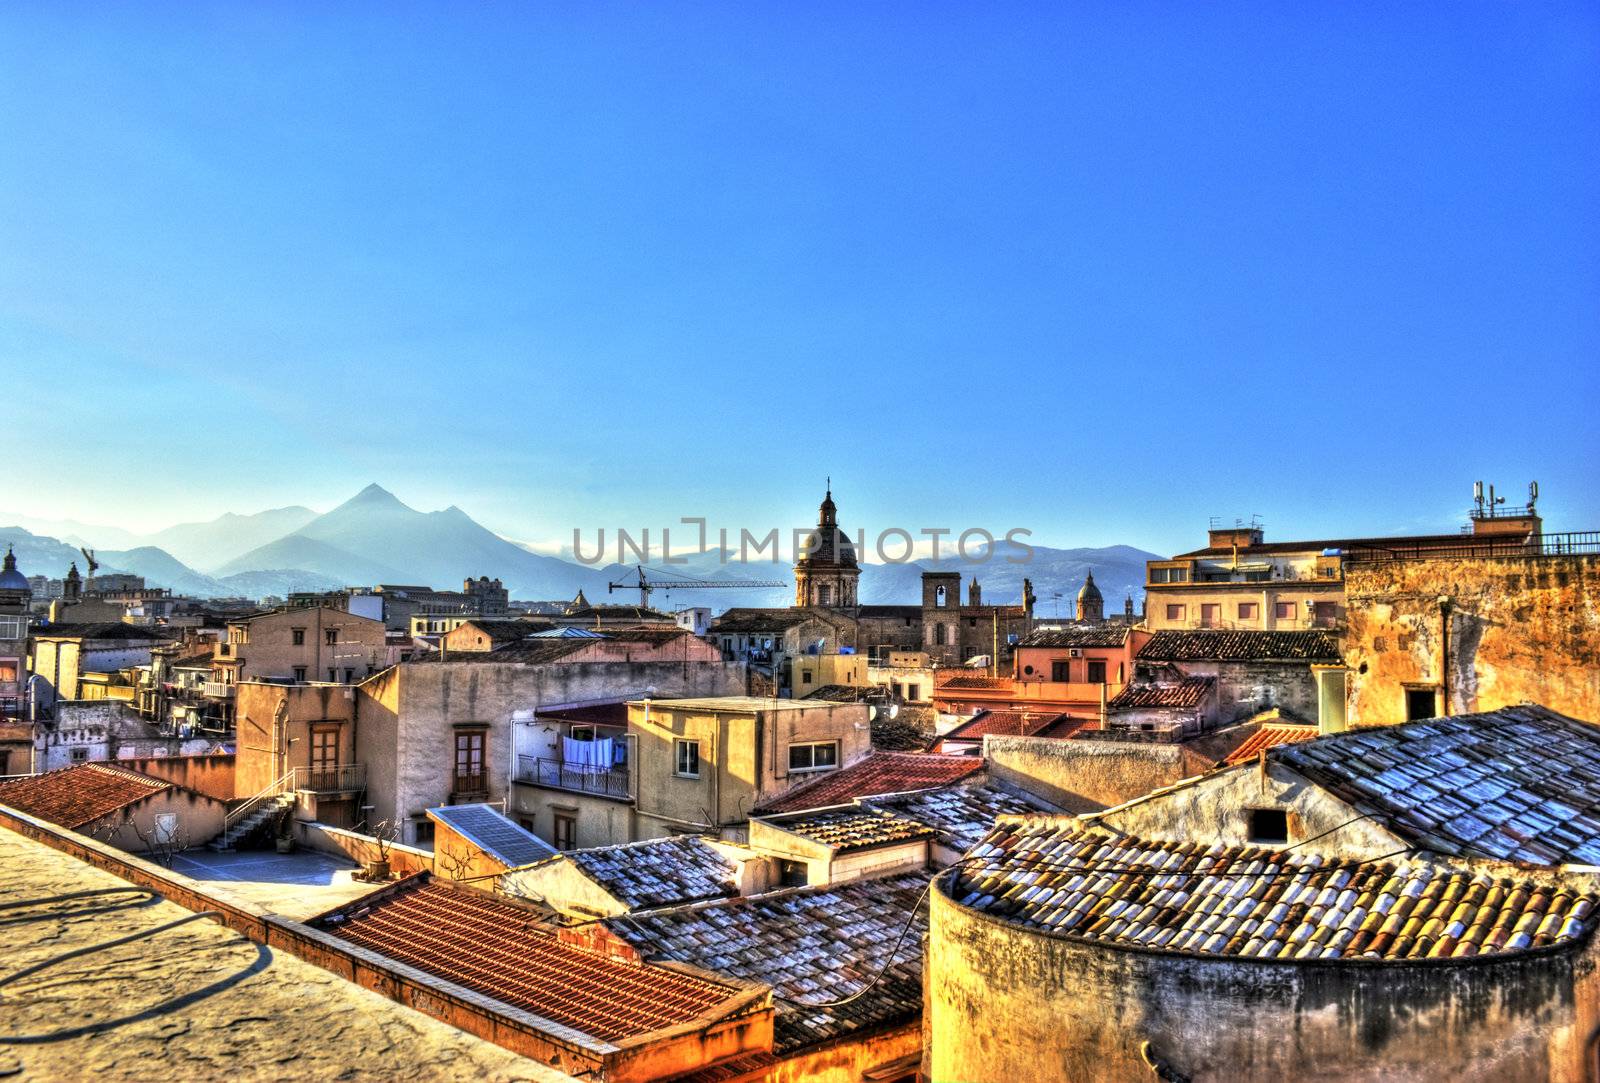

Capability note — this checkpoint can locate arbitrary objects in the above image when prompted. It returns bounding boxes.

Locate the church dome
[1077,570,1103,604]
[0,547,28,592]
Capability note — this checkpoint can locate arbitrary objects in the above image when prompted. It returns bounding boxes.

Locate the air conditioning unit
[1069,649,1083,658]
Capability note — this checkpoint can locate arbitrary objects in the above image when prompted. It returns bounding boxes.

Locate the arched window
[935,585,947,608]
[818,583,832,606]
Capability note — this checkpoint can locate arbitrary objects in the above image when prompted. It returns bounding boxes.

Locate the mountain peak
[354,483,396,501]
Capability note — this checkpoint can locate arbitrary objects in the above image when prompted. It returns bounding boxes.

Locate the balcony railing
[293,762,366,793]
[516,755,632,800]
[202,682,235,698]
[1342,530,1600,564]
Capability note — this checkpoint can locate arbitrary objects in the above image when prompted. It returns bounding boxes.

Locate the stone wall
[1344,554,1600,726]
[929,874,1600,1083]
[982,729,1253,814]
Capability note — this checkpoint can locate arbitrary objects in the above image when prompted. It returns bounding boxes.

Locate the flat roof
[635,696,855,713]
[0,825,574,1082]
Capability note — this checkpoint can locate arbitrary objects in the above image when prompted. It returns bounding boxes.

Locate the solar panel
[429,804,555,868]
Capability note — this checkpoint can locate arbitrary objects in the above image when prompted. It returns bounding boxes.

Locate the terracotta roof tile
[1224,723,1321,765]
[951,818,1599,960]
[0,763,173,829]
[868,781,1059,854]
[319,877,746,1042]
[606,874,927,1053]
[764,807,935,852]
[1137,630,1340,662]
[1019,625,1130,649]
[755,751,984,814]
[939,709,1087,743]
[1109,677,1214,710]
[1275,705,1600,865]
[556,836,739,911]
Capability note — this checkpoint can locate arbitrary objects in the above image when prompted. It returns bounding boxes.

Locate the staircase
[208,793,296,852]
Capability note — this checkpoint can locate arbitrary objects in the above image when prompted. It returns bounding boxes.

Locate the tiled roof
[1275,705,1600,865]
[936,674,1012,690]
[605,874,927,1052]
[1224,722,1321,765]
[456,619,549,641]
[1019,626,1130,649]
[421,640,595,665]
[564,604,675,621]
[1108,677,1214,710]
[952,819,1599,960]
[709,609,811,633]
[536,701,631,727]
[562,836,739,911]
[1137,630,1340,662]
[868,782,1057,855]
[319,877,745,1041]
[939,709,1084,743]
[0,763,173,828]
[426,804,556,868]
[765,807,935,852]
[755,751,984,814]
[800,683,869,702]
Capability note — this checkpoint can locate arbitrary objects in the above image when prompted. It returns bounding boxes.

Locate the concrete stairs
[208,793,296,852]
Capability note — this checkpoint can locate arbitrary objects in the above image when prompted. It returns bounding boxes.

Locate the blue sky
[3,3,1597,555]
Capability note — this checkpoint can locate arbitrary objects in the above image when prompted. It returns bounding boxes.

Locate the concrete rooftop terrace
[636,696,855,712]
[167,847,383,921]
[0,825,575,1082]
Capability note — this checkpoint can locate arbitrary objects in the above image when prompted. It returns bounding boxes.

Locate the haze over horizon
[4,6,1597,553]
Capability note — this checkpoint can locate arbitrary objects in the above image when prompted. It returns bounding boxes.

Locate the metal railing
[1343,530,1600,564]
[293,762,366,792]
[516,755,631,799]
[202,682,235,698]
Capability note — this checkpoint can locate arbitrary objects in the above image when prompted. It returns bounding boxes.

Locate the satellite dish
[868,706,878,721]
[889,703,900,720]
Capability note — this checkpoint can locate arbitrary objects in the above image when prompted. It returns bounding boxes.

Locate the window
[1406,688,1438,721]
[70,747,88,763]
[1247,808,1289,844]
[0,658,18,684]
[778,859,808,888]
[292,629,305,646]
[553,813,577,851]
[905,683,920,700]
[935,585,947,608]
[817,583,831,605]
[1200,604,1220,628]
[325,628,339,645]
[1086,660,1107,684]
[154,813,179,845]
[1238,603,1258,620]
[675,739,701,778]
[343,668,355,682]
[292,666,307,682]
[327,668,337,683]
[413,818,435,846]
[1149,568,1167,584]
[934,623,947,645]
[788,741,839,773]
[1051,660,1070,682]
[454,729,486,791]
[1165,604,1186,622]
[1169,567,1188,583]
[1274,601,1295,620]
[801,670,813,684]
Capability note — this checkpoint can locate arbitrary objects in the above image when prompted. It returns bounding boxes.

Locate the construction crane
[78,547,99,585]
[607,565,788,608]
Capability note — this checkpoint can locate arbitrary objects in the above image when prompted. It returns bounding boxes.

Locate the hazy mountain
[214,568,345,597]
[98,547,229,598]
[0,526,109,582]
[217,484,616,598]
[144,506,318,569]
[0,514,143,551]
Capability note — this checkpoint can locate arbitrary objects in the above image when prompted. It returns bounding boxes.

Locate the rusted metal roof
[319,877,747,1042]
[755,751,984,814]
[0,763,175,829]
[953,819,1598,960]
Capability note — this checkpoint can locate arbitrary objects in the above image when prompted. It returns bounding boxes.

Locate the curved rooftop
[946,817,1599,962]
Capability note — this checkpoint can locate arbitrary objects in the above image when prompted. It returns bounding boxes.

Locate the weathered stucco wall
[929,876,1600,1083]
[982,734,1237,814]
[119,753,235,801]
[1345,554,1600,726]
[1090,760,1406,857]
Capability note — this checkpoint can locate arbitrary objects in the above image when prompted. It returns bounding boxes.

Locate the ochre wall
[119,753,236,801]
[1344,554,1600,726]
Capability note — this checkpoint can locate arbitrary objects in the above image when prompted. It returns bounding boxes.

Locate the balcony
[293,762,366,793]
[202,682,235,699]
[516,755,632,800]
